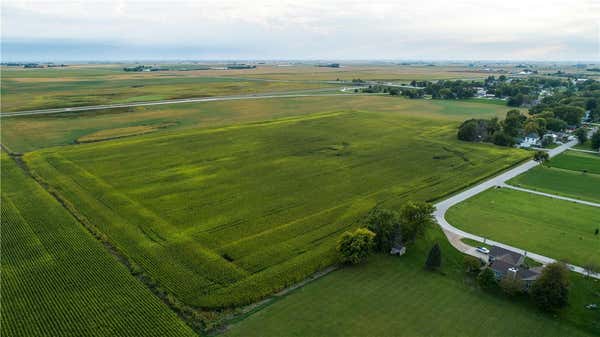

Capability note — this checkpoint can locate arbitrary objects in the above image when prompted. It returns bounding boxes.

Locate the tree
[590,130,600,151]
[425,243,442,270]
[533,150,549,163]
[477,268,497,290]
[545,117,568,132]
[500,276,524,296]
[364,208,400,252]
[399,201,435,243]
[524,117,547,138]
[336,228,376,265]
[502,110,526,136]
[463,255,481,273]
[492,131,515,147]
[574,128,588,144]
[530,262,570,311]
[457,119,488,142]
[552,105,584,126]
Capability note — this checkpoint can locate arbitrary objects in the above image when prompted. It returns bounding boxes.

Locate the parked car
[476,247,490,254]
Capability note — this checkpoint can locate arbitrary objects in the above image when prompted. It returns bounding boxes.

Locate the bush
[336,228,376,265]
[463,255,481,273]
[533,150,549,163]
[477,268,497,290]
[499,276,524,296]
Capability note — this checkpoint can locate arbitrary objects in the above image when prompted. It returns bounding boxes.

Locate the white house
[519,133,540,148]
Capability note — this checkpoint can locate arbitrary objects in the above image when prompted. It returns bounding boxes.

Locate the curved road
[434,138,600,279]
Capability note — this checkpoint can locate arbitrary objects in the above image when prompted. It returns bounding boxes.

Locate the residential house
[488,246,541,289]
[518,133,540,148]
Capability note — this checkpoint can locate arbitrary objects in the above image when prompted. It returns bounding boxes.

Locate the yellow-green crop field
[23,105,529,308]
[1,95,519,153]
[0,153,196,336]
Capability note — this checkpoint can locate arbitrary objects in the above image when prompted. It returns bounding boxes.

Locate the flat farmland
[0,70,329,112]
[0,153,196,337]
[25,109,528,308]
[446,188,600,267]
[0,63,498,112]
[1,95,520,153]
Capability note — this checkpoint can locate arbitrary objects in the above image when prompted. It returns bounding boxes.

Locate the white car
[475,247,490,254]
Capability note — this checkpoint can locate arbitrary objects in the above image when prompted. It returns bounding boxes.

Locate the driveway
[434,138,600,279]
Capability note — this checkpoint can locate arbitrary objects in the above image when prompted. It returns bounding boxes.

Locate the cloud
[1,0,598,61]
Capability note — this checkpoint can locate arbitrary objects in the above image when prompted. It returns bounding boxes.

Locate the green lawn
[508,166,600,203]
[224,227,599,337]
[24,108,528,309]
[0,153,196,337]
[1,95,520,153]
[446,188,600,267]
[549,151,600,175]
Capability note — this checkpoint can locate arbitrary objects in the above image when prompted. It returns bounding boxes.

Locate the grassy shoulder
[446,188,600,267]
[224,226,599,337]
[0,153,196,337]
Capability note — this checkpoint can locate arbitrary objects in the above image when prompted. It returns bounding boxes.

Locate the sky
[1,0,599,62]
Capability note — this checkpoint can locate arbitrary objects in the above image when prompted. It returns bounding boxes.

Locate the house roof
[489,260,541,281]
[518,268,541,281]
[489,246,523,265]
[489,259,515,275]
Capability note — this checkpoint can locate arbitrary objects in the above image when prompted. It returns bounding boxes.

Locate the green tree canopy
[399,201,435,244]
[530,262,570,312]
[364,208,400,252]
[574,128,588,144]
[336,228,376,265]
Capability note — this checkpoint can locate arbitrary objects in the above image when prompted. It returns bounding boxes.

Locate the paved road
[501,183,600,208]
[0,88,350,117]
[434,138,600,279]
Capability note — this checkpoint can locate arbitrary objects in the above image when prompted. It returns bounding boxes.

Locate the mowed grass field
[1,95,521,153]
[0,153,196,337]
[225,226,599,337]
[549,150,600,175]
[24,107,529,309]
[446,188,600,267]
[507,153,600,203]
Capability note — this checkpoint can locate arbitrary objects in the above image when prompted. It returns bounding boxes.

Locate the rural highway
[434,139,600,279]
[0,88,360,117]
